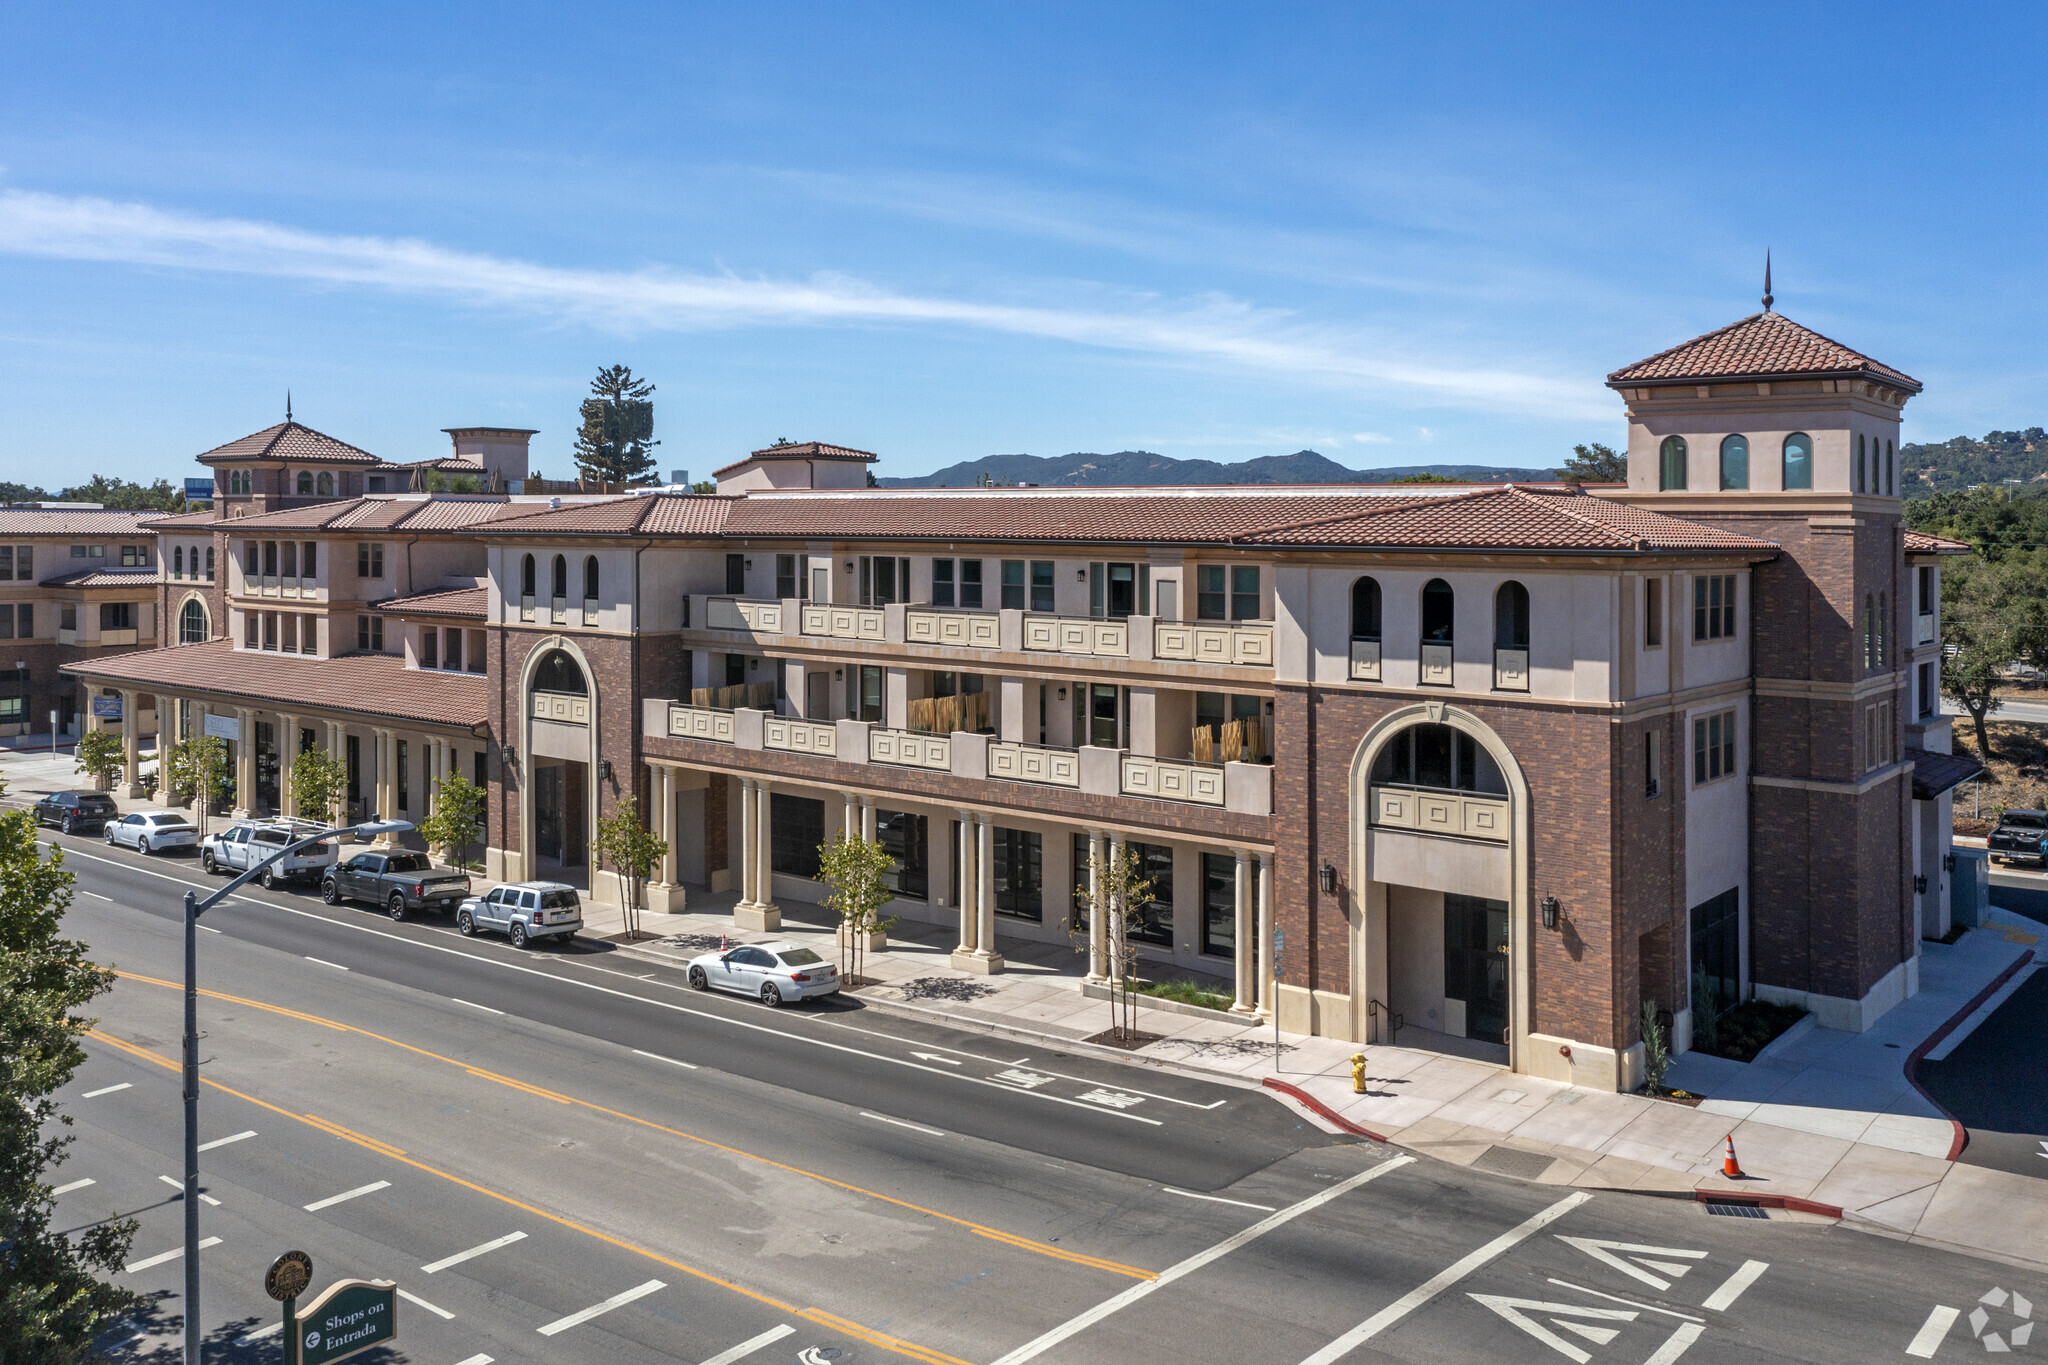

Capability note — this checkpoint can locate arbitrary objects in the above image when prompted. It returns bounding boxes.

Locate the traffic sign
[295,1278,398,1365]
[265,1250,312,1302]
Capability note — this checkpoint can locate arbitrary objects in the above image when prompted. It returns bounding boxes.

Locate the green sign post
[294,1278,399,1365]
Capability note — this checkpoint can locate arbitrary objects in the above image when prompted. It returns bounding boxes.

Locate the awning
[1910,748,1984,801]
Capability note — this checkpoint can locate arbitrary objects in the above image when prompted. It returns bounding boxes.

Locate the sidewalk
[582,889,2048,1274]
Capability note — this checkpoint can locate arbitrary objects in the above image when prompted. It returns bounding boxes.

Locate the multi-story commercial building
[0,507,164,741]
[66,303,1979,1090]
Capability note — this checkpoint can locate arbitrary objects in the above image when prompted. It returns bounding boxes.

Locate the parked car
[321,849,472,919]
[104,809,200,856]
[33,791,120,835]
[685,942,839,1006]
[1988,808,2048,866]
[201,818,340,886]
[455,881,583,948]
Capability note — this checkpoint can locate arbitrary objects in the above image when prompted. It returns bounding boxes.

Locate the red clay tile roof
[40,567,159,589]
[713,489,1414,543]
[138,508,224,529]
[196,421,383,466]
[0,509,161,535]
[713,441,879,478]
[1237,486,1780,553]
[191,496,559,534]
[1904,529,1972,555]
[60,639,489,729]
[370,585,488,619]
[467,493,736,537]
[1608,311,1921,391]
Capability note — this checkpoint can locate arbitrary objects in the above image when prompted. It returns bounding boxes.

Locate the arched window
[1371,723,1509,795]
[520,553,536,598]
[317,471,334,496]
[179,598,208,644]
[583,555,599,602]
[296,472,314,495]
[1877,591,1888,666]
[1350,577,1382,641]
[1421,579,1455,643]
[1782,432,1813,490]
[1719,434,1749,490]
[1885,439,1895,496]
[551,555,568,599]
[173,546,184,578]
[1494,581,1529,650]
[1856,434,1866,492]
[1659,436,1687,491]
[1864,593,1876,668]
[205,547,214,581]
[532,648,588,694]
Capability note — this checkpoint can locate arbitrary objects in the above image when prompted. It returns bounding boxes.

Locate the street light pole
[178,818,411,1365]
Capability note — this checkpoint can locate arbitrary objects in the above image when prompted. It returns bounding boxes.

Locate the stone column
[974,814,1003,973]
[860,796,876,842]
[657,767,678,885]
[737,777,757,911]
[1085,829,1107,981]
[950,809,978,968]
[120,690,142,796]
[737,778,780,932]
[191,701,210,820]
[842,792,858,843]
[1231,849,1255,1014]
[1107,834,1126,988]
[1255,852,1275,1021]
[372,728,397,843]
[276,713,298,817]
[235,707,256,816]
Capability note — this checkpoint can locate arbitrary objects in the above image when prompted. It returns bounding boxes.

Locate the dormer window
[317,471,334,496]
[297,472,315,495]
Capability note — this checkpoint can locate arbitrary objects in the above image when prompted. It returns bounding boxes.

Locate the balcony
[801,603,886,641]
[531,690,590,725]
[58,628,77,645]
[550,595,567,626]
[519,594,535,622]
[1152,620,1274,667]
[1370,785,1507,843]
[1493,647,1529,692]
[667,704,735,743]
[1120,753,1225,806]
[99,629,138,647]
[989,740,1080,788]
[906,607,1000,648]
[1349,638,1381,681]
[1024,614,1127,657]
[1916,612,1936,646]
[707,597,786,633]
[763,716,837,757]
[1420,641,1454,687]
[871,728,950,770]
[582,597,600,627]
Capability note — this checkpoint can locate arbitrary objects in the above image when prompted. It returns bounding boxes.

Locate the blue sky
[2,3,2043,485]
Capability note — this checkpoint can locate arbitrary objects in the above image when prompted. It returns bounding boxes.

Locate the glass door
[1445,894,1509,1043]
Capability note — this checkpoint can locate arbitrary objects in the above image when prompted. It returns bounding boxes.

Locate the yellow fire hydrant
[1350,1052,1368,1094]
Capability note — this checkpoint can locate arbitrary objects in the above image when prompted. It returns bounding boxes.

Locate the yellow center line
[86,1027,974,1365]
[107,969,1157,1281]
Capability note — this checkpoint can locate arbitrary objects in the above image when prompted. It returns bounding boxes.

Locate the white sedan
[105,810,200,855]
[686,942,840,1006]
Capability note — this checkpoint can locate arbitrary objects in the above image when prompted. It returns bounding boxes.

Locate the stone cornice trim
[1752,762,1909,797]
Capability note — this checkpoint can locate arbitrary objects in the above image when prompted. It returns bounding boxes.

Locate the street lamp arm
[190,819,415,918]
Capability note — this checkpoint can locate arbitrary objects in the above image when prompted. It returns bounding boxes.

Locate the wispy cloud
[0,188,1609,420]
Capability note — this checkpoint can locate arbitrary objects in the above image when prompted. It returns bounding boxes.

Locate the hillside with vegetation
[879,448,1560,487]
[1903,428,2048,495]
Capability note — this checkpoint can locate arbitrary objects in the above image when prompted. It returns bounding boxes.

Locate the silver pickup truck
[200,818,340,888]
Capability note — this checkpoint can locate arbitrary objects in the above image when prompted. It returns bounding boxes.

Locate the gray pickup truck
[320,849,472,920]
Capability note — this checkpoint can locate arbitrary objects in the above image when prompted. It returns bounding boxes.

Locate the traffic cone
[719,933,730,951]
[1722,1134,1744,1179]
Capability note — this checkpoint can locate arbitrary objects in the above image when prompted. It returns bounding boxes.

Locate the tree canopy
[1557,442,1627,484]
[572,365,660,491]
[1902,428,2048,496]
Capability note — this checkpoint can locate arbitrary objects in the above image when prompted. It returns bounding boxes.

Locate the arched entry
[1349,703,1531,1072]
[520,641,598,885]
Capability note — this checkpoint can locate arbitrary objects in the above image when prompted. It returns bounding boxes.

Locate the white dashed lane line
[82,1083,132,1098]
[631,1048,698,1069]
[197,1129,256,1151]
[1161,1187,1275,1212]
[700,1325,795,1365]
[158,1175,220,1206]
[451,997,504,1014]
[303,1180,390,1211]
[860,1111,945,1137]
[126,1236,221,1273]
[422,1230,527,1274]
[537,1280,666,1336]
[304,956,348,971]
[399,1287,454,1319]
[53,1178,95,1194]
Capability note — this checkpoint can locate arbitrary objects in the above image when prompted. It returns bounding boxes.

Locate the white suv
[200,818,341,888]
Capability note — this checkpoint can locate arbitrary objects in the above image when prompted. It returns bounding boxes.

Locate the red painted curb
[1262,1077,1390,1141]
[1904,948,2035,1162]
[1695,1190,1844,1219]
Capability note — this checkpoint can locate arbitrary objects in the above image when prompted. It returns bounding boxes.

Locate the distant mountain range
[876,449,1560,488]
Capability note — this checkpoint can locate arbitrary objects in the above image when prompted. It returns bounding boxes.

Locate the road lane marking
[398,1288,454,1319]
[100,978,1152,1282]
[83,891,113,900]
[1296,1192,1594,1365]
[1544,1279,1702,1322]
[861,1112,945,1137]
[452,1356,493,1365]
[1699,1259,1768,1312]
[1556,1236,1708,1292]
[84,1025,972,1362]
[1908,1305,1960,1357]
[304,956,348,971]
[423,1230,527,1273]
[699,1324,794,1365]
[158,1175,220,1205]
[83,1083,132,1098]
[238,1322,283,1344]
[53,1178,95,1194]
[1469,1296,1636,1363]
[198,1129,257,1151]
[466,1069,572,1103]
[452,998,504,1014]
[304,1180,390,1211]
[911,1052,962,1065]
[537,1279,666,1335]
[632,1049,699,1069]
[990,1155,1414,1365]
[1642,1321,1705,1365]
[199,924,221,933]
[1161,1187,1276,1212]
[126,1236,220,1272]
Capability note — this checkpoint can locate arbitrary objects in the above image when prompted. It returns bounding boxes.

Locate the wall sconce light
[1914,874,1928,894]
[1319,863,1337,894]
[834,668,843,679]
[502,744,518,767]
[749,658,759,670]
[845,561,854,571]
[1076,568,1086,581]
[1942,853,1956,874]
[1057,686,1067,700]
[598,758,613,782]
[1540,895,1561,930]
[743,559,753,571]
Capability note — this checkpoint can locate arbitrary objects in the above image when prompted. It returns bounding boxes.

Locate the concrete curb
[1904,947,2036,1161]
[1260,1078,1389,1142]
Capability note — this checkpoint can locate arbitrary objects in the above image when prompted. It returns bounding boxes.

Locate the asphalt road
[42,829,2048,1365]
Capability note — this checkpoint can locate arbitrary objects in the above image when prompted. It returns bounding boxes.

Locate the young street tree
[418,772,487,870]
[592,794,667,940]
[288,746,350,828]
[816,832,896,984]
[0,789,136,1360]
[572,365,659,493]
[1074,843,1155,1042]
[1557,442,1627,484]
[70,730,123,792]
[165,735,231,840]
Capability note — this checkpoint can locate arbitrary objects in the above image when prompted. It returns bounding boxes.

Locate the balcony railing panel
[870,728,951,770]
[989,740,1081,788]
[532,690,591,725]
[707,597,785,633]
[550,595,567,625]
[1419,641,1454,687]
[667,704,736,744]
[582,597,600,627]
[1023,614,1128,657]
[802,603,886,641]
[905,608,1001,649]
[1349,638,1382,681]
[1120,753,1225,806]
[1916,612,1936,646]
[1493,647,1529,692]
[1152,620,1274,667]
[519,594,535,622]
[1370,785,1508,843]
[763,716,838,757]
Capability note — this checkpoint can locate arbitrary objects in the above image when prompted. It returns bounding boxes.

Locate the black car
[34,791,121,835]
[1989,808,2048,866]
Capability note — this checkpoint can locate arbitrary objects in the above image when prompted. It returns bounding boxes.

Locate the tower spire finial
[286,390,293,423]
[1762,252,1774,312]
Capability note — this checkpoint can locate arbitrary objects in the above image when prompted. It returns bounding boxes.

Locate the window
[1421,578,1455,643]
[583,555,599,605]
[1371,723,1509,794]
[71,545,85,558]
[244,542,259,577]
[357,543,384,578]
[302,542,317,579]
[1692,574,1736,641]
[1919,661,1936,719]
[959,558,982,609]
[468,629,486,673]
[1782,432,1813,490]
[1351,577,1382,640]
[1692,710,1736,785]
[317,471,334,496]
[551,555,567,600]
[1230,566,1259,620]
[100,602,134,632]
[854,664,883,721]
[1644,577,1663,648]
[1886,439,1895,496]
[263,540,278,577]
[1865,700,1894,771]
[1918,565,1934,617]
[1690,888,1741,1020]
[245,611,259,648]
[770,793,825,878]
[717,552,743,596]
[0,609,11,641]
[297,472,314,495]
[346,735,361,801]
[1029,561,1054,612]
[60,605,75,632]
[12,545,26,581]
[1659,435,1687,491]
[281,613,298,653]
[396,740,408,812]
[475,750,487,787]
[876,810,928,901]
[1127,842,1174,945]
[121,544,146,568]
[1719,434,1749,490]
[1863,593,1876,669]
[0,698,23,726]
[1071,833,1093,931]
[1091,562,1144,618]
[992,827,1042,921]
[932,557,955,607]
[280,541,297,579]
[445,628,462,673]
[1877,590,1888,667]
[1001,560,1026,610]
[533,649,587,693]
[1196,565,1226,620]
[1493,581,1529,650]
[1201,852,1237,958]
[358,614,383,652]
[205,547,214,581]
[775,553,802,600]
[179,599,207,644]
[1645,728,1662,799]
[173,546,183,578]
[421,629,438,669]
[262,611,277,650]
[1855,434,1866,492]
